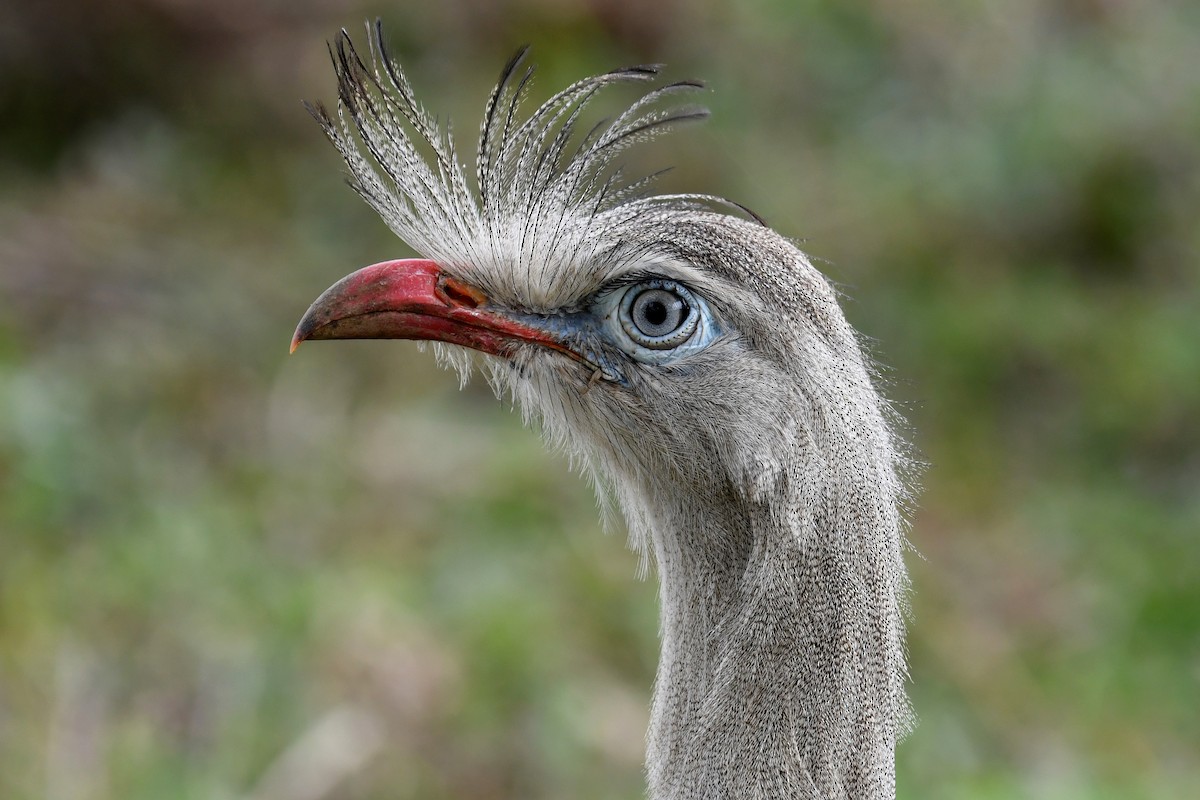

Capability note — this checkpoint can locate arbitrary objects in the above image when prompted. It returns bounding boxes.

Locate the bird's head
[294,25,905,555]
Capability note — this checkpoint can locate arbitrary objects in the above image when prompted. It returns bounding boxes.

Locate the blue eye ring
[619,281,699,349]
[592,277,722,366]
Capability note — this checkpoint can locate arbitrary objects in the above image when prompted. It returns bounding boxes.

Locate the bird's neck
[643,485,904,800]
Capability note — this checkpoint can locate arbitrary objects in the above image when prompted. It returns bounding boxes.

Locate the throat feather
[642,476,903,800]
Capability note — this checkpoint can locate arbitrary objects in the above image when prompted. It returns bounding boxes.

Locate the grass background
[1,1,1197,798]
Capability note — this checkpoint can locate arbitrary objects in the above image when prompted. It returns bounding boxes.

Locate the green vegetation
[1,2,1197,798]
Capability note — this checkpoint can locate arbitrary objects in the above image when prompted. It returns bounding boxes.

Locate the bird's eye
[620,285,698,348]
[594,279,721,365]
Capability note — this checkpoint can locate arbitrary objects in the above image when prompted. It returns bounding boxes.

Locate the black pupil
[643,299,668,327]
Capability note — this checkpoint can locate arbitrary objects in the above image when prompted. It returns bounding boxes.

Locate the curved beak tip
[289,317,317,354]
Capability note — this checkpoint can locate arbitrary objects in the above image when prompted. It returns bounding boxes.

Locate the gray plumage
[306,23,913,799]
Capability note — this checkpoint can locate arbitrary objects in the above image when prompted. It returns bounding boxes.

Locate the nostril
[437,275,488,309]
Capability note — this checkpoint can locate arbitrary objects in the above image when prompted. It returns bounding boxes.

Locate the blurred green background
[1,1,1197,798]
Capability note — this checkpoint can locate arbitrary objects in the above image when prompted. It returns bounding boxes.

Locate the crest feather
[307,21,724,288]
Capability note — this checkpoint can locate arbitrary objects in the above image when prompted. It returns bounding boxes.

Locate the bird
[292,22,913,800]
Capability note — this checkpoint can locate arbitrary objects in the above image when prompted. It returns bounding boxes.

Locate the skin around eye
[619,283,699,349]
[592,278,723,366]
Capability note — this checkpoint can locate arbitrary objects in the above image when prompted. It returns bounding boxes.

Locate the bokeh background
[2,1,1198,798]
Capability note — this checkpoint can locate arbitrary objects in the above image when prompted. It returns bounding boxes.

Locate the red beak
[290,259,579,363]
